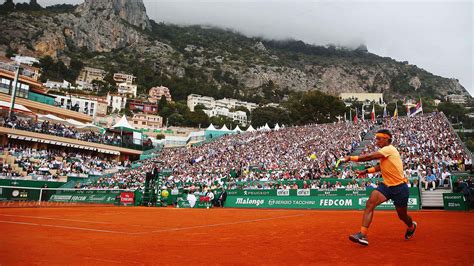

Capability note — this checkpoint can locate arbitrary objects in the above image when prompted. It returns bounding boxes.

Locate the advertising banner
[224,188,420,210]
[49,190,122,204]
[443,193,468,210]
[120,192,135,205]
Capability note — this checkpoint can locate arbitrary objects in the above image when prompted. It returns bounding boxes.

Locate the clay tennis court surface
[0,206,472,265]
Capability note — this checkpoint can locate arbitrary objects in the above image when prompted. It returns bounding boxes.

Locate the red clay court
[0,207,472,265]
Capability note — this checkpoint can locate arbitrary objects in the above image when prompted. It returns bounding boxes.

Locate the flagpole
[420,98,423,115]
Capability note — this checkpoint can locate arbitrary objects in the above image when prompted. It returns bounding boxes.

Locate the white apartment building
[52,94,97,118]
[117,82,137,97]
[44,80,71,90]
[113,73,136,85]
[339,93,384,105]
[187,94,258,112]
[11,55,39,66]
[107,93,127,112]
[446,94,467,105]
[204,107,248,125]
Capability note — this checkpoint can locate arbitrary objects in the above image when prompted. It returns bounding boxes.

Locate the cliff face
[0,1,469,99]
[0,0,151,57]
[77,0,151,31]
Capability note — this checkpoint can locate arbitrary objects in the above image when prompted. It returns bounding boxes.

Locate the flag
[353,108,358,124]
[361,106,365,121]
[383,105,387,118]
[409,99,423,117]
[393,103,398,119]
[371,104,375,122]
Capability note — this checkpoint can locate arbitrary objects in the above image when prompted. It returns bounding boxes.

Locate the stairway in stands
[421,188,451,208]
[351,126,379,156]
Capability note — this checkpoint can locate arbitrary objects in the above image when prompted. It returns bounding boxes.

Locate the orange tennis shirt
[378,145,407,186]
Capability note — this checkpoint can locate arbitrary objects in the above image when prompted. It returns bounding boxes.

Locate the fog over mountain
[14,0,473,96]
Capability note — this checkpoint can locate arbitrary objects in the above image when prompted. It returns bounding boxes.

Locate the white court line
[0,220,133,235]
[0,220,39,226]
[84,257,141,265]
[0,213,306,236]
[0,214,109,224]
[0,214,166,229]
[132,213,306,235]
[40,224,129,234]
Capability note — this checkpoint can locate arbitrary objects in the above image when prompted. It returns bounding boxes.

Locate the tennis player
[343,129,417,246]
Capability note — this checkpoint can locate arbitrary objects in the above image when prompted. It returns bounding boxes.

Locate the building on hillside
[113,73,136,85]
[77,67,106,84]
[44,80,71,90]
[187,94,257,112]
[265,103,280,108]
[0,56,49,103]
[203,107,248,125]
[52,94,97,118]
[446,94,467,105]
[148,86,172,103]
[339,92,384,105]
[107,93,127,113]
[95,99,108,117]
[215,98,258,112]
[129,100,158,114]
[131,113,163,130]
[10,55,40,66]
[0,56,41,81]
[75,81,94,91]
[187,94,215,111]
[117,82,137,97]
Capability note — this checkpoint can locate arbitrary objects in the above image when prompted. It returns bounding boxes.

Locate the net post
[38,188,43,206]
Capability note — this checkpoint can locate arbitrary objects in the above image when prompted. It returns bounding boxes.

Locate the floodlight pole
[9,65,23,119]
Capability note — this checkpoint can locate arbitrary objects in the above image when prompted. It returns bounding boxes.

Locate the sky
[17,0,473,96]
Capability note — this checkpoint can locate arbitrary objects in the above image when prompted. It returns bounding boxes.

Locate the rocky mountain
[0,0,469,102]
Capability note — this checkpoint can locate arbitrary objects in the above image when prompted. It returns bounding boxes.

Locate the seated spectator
[421,170,437,191]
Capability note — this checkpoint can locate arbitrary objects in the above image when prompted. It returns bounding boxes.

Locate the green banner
[49,190,122,204]
[224,188,420,210]
[443,193,469,210]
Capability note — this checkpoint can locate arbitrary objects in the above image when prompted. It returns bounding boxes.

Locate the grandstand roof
[0,100,33,114]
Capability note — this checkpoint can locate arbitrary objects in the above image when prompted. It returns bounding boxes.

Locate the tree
[209,115,237,129]
[284,90,346,125]
[157,95,168,114]
[230,106,250,117]
[250,106,290,128]
[438,102,467,124]
[167,113,184,126]
[0,0,15,12]
[185,110,209,128]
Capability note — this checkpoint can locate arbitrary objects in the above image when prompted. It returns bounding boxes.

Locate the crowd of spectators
[358,112,467,190]
[2,115,129,146]
[84,121,367,189]
[2,111,471,193]
[1,144,125,181]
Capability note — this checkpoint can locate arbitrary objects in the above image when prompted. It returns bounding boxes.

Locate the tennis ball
[161,190,169,198]
[310,154,317,160]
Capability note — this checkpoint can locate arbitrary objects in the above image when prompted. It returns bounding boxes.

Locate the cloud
[29,0,474,95]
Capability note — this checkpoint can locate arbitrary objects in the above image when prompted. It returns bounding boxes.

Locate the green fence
[443,193,469,210]
[48,190,122,204]
[224,188,420,210]
[0,179,65,188]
